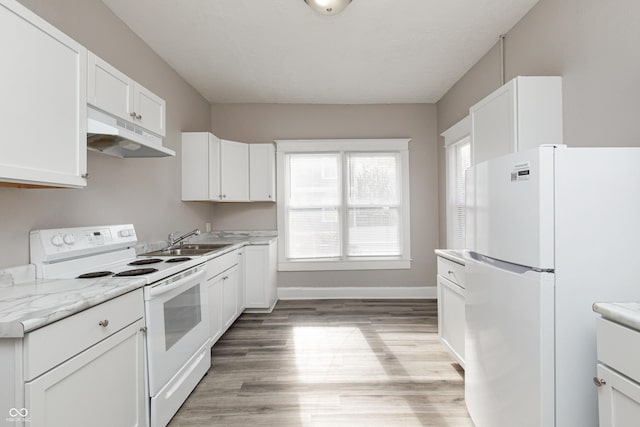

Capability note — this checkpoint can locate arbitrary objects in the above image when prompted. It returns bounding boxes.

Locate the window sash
[283,151,403,261]
[446,137,471,249]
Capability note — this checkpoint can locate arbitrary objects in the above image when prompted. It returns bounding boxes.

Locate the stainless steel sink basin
[142,243,232,257]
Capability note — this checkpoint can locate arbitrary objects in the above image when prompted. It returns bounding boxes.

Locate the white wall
[211,103,438,289]
[436,0,640,246]
[0,0,213,269]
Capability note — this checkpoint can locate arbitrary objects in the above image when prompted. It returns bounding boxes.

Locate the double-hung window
[276,139,411,271]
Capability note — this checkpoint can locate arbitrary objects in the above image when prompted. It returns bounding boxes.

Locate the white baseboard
[277,286,436,300]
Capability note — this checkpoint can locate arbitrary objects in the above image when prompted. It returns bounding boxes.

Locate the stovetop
[30,224,207,284]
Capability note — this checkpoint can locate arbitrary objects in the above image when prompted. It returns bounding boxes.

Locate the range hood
[87,107,175,158]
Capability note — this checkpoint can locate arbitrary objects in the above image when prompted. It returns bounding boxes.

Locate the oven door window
[163,283,202,350]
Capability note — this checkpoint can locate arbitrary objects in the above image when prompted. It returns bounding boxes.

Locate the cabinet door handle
[223,276,229,280]
[136,114,142,120]
[130,112,137,118]
[593,377,606,387]
[98,319,110,327]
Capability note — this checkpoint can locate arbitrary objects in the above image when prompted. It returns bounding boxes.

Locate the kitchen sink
[142,243,232,257]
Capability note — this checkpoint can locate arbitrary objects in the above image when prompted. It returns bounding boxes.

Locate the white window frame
[442,116,471,249]
[276,139,411,271]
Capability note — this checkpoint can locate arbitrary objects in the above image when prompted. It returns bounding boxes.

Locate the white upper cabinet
[221,139,249,201]
[182,133,249,202]
[0,0,87,188]
[249,143,276,201]
[470,76,562,165]
[88,51,166,137]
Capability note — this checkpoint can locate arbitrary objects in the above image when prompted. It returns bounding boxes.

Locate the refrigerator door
[465,252,555,427]
[470,146,555,270]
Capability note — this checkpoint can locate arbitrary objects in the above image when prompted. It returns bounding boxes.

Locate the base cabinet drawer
[596,363,640,427]
[437,256,465,288]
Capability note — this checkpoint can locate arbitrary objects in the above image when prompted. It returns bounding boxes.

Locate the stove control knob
[119,229,131,238]
[63,234,75,245]
[51,234,64,247]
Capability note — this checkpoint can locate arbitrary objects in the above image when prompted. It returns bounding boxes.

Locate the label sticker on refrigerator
[511,161,531,182]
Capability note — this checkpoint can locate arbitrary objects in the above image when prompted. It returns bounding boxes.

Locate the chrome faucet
[167,228,200,249]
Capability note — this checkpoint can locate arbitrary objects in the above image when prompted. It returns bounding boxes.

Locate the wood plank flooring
[169,299,473,427]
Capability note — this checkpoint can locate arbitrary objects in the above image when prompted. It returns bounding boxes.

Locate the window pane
[348,153,399,205]
[289,154,340,206]
[348,208,400,256]
[288,208,340,259]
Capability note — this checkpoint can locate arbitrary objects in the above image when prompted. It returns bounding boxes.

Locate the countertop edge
[434,249,465,265]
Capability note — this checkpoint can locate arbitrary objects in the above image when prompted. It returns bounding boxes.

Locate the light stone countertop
[593,302,640,332]
[0,274,146,337]
[0,231,277,338]
[434,249,466,265]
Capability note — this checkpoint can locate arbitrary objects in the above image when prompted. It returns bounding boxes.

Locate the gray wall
[211,103,438,288]
[436,0,640,247]
[0,0,212,269]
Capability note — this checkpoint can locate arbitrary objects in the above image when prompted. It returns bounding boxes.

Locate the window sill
[278,258,412,272]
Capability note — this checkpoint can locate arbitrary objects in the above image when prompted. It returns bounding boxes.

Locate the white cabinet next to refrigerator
[435,251,465,368]
[470,76,562,165]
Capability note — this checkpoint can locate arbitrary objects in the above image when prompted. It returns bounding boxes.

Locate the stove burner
[113,268,158,277]
[77,271,114,279]
[165,257,192,263]
[128,258,163,266]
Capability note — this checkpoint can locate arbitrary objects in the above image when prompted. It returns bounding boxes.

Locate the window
[442,116,471,249]
[276,139,411,271]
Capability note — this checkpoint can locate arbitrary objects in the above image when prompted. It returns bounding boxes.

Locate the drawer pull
[98,319,110,327]
[448,270,455,275]
[593,377,606,387]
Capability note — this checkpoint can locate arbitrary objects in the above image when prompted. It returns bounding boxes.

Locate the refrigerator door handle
[468,251,555,274]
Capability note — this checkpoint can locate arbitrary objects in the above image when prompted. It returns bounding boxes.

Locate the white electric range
[30,224,211,427]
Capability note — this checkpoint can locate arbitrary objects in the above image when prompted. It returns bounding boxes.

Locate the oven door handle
[148,268,206,298]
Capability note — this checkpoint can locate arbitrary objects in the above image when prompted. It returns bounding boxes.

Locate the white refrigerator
[464,146,640,427]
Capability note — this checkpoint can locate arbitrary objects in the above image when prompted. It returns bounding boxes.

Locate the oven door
[144,264,209,396]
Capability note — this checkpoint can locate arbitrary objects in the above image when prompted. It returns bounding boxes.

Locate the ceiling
[101,0,539,104]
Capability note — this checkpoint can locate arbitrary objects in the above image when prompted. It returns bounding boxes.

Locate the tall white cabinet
[0,0,87,188]
[470,76,562,165]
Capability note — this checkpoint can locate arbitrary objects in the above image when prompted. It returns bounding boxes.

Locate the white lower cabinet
[596,363,640,427]
[206,249,243,346]
[596,317,640,426]
[207,276,224,345]
[436,254,465,367]
[222,265,239,330]
[0,289,147,427]
[244,240,278,311]
[25,320,145,427]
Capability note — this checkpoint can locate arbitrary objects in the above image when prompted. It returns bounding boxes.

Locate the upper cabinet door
[0,0,87,188]
[221,140,249,201]
[470,76,562,166]
[470,80,517,165]
[249,144,276,201]
[88,51,166,137]
[87,52,133,122]
[133,82,166,137]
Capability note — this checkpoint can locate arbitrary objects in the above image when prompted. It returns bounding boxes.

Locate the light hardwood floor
[169,299,473,427]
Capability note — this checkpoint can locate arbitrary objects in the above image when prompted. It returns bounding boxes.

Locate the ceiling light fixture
[304,0,352,16]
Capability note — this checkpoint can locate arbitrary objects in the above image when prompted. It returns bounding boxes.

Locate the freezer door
[470,146,555,270]
[465,253,555,427]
